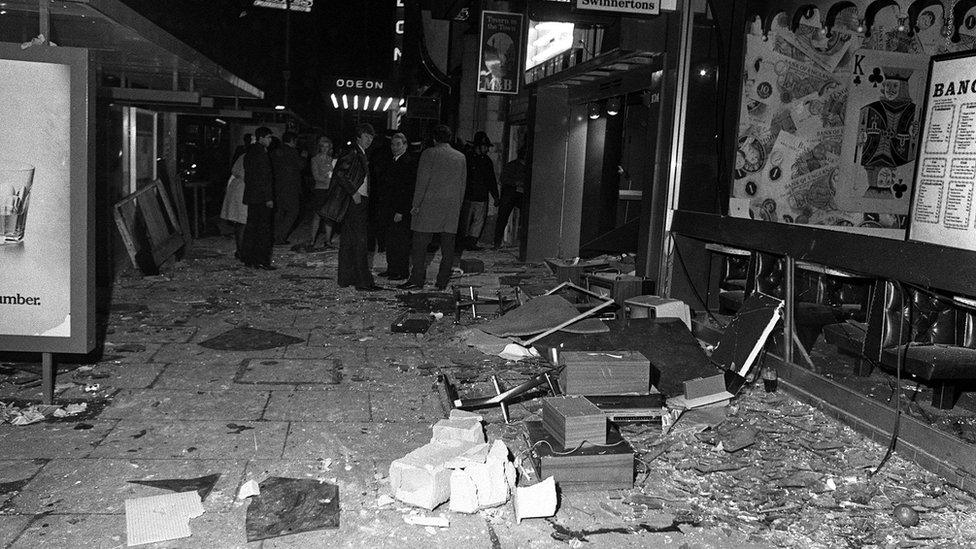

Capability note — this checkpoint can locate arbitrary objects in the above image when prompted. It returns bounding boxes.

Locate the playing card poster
[731,4,958,231]
[837,50,927,214]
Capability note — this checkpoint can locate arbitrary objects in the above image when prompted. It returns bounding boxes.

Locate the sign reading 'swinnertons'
[576,0,659,16]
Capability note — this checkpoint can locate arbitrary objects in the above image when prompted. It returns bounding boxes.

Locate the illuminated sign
[525,21,574,71]
[252,0,313,12]
[478,11,523,95]
[575,0,659,16]
[334,78,387,90]
[0,43,94,353]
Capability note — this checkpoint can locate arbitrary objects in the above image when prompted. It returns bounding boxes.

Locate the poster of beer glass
[478,11,523,95]
[0,44,93,353]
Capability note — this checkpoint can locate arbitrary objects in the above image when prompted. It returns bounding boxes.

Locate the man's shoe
[397,282,423,290]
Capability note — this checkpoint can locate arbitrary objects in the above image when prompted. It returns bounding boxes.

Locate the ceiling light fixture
[606,97,621,116]
[274,105,285,111]
[353,95,359,109]
[588,102,601,120]
[363,95,371,110]
[330,94,339,109]
[342,95,348,109]
[384,97,394,111]
[374,97,383,111]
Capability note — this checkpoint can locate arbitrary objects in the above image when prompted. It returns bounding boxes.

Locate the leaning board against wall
[731,0,976,236]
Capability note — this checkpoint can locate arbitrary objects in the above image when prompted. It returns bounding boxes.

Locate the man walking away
[494,147,528,248]
[381,133,417,280]
[459,131,498,251]
[272,131,304,245]
[399,125,466,291]
[241,126,276,270]
[331,123,380,291]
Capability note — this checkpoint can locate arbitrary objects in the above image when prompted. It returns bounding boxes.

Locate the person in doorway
[272,131,305,245]
[241,126,276,270]
[459,131,498,251]
[330,123,380,291]
[493,147,528,249]
[307,136,337,249]
[220,153,247,260]
[379,132,417,280]
[399,124,466,291]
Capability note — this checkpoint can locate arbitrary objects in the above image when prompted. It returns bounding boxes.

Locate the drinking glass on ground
[0,162,35,244]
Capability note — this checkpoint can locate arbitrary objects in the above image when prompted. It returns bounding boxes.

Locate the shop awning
[0,0,262,100]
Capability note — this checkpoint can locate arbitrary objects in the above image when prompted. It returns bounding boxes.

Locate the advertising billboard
[478,11,523,95]
[0,43,94,353]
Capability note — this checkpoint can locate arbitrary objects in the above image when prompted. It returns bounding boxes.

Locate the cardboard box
[559,350,650,395]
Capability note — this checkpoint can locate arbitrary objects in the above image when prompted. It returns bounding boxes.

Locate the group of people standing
[219,122,527,292]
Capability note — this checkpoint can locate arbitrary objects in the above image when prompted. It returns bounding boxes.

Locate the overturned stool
[453,286,522,323]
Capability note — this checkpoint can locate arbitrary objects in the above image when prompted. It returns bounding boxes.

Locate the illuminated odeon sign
[335,78,386,90]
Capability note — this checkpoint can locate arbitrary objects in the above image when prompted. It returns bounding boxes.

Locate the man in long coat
[241,126,276,269]
[271,131,305,245]
[331,123,379,291]
[381,132,417,280]
[398,125,466,290]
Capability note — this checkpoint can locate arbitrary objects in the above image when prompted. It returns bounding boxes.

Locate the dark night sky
[121,0,395,119]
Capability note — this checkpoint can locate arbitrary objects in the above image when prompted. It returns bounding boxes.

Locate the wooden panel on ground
[559,350,651,395]
[113,179,186,275]
[541,396,607,447]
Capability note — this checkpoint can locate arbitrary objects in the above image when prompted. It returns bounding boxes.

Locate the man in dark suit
[331,123,380,291]
[272,131,305,245]
[380,132,417,280]
[241,126,276,270]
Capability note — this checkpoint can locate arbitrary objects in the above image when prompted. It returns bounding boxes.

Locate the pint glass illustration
[0,161,34,243]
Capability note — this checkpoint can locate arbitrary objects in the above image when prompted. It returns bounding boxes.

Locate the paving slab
[235,358,343,385]
[152,362,279,391]
[282,422,430,466]
[99,390,269,421]
[0,514,31,548]
[150,343,288,364]
[6,458,245,514]
[369,390,445,424]
[89,420,287,460]
[63,363,166,390]
[0,421,117,459]
[8,513,127,549]
[104,324,198,344]
[0,459,47,507]
[262,390,371,422]
[94,343,163,365]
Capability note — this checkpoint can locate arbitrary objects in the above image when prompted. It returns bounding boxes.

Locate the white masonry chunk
[486,439,510,464]
[449,469,479,514]
[467,461,509,509]
[431,418,485,444]
[449,409,484,422]
[389,439,481,510]
[444,442,490,469]
[514,476,558,523]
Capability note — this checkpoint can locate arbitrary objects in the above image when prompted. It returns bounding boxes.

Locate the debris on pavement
[125,491,204,546]
[244,477,340,542]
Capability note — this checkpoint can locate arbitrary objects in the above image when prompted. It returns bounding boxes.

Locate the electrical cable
[869,280,908,478]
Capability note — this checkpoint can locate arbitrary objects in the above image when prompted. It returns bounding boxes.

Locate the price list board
[908,51,976,251]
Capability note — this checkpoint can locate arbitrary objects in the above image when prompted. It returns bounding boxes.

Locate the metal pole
[783,255,795,365]
[284,0,292,106]
[42,352,55,404]
[38,0,50,41]
[656,0,696,293]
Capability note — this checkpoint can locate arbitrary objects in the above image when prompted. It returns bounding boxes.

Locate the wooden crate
[559,350,651,395]
[525,420,634,491]
[541,396,607,447]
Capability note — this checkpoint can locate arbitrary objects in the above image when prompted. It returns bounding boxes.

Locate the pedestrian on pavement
[240,126,276,270]
[307,135,337,249]
[379,132,417,281]
[231,133,252,164]
[272,131,305,245]
[493,147,528,248]
[220,153,247,260]
[329,123,380,291]
[399,124,466,291]
[458,131,498,251]
[367,134,392,255]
